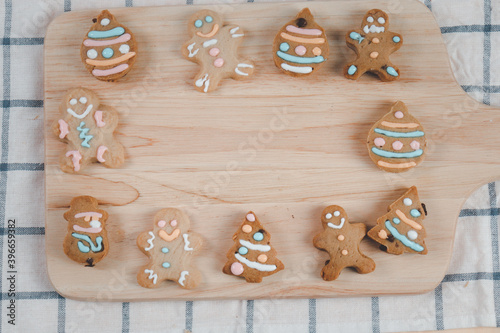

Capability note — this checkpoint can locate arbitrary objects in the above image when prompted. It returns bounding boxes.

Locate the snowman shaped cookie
[182,9,255,93]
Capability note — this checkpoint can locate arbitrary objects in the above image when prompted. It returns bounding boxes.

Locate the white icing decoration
[90,220,101,228]
[367,16,374,23]
[235,63,254,76]
[145,231,155,251]
[67,104,93,119]
[327,219,345,229]
[235,253,277,272]
[101,18,110,26]
[195,73,210,92]
[280,63,312,74]
[403,198,413,206]
[178,271,189,286]
[378,17,386,24]
[183,233,193,251]
[144,269,157,284]
[119,44,130,54]
[87,49,98,59]
[187,42,199,58]
[325,213,332,219]
[239,239,271,252]
[202,39,217,48]
[407,230,418,240]
[334,211,340,217]
[363,25,385,34]
[79,97,87,104]
[230,26,244,38]
[69,98,77,105]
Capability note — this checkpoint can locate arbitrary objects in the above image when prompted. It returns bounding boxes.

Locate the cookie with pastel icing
[367,186,428,255]
[272,8,329,76]
[137,208,203,289]
[344,9,402,81]
[222,212,284,283]
[63,196,109,267]
[313,205,375,281]
[81,10,137,81]
[367,101,426,173]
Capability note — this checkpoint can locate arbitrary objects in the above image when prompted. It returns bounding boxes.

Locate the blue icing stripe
[385,220,424,252]
[371,147,423,159]
[88,27,125,39]
[374,128,425,138]
[77,241,90,253]
[72,233,103,253]
[276,51,325,64]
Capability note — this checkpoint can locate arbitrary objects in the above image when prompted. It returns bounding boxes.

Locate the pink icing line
[92,64,129,77]
[75,212,103,218]
[286,25,322,36]
[73,225,102,234]
[97,145,108,163]
[94,111,105,127]
[65,150,82,171]
[83,33,131,47]
[58,119,69,139]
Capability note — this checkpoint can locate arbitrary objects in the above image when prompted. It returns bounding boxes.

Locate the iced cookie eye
[79,97,88,104]
[378,17,386,24]
[70,98,77,105]
[194,19,203,28]
[101,18,110,26]
[205,16,213,23]
[325,213,332,219]
[367,16,374,23]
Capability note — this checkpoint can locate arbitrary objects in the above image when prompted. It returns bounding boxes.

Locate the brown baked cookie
[52,87,125,173]
[223,212,284,283]
[63,196,109,267]
[367,101,426,172]
[344,9,402,81]
[137,208,203,289]
[181,9,255,93]
[272,8,329,76]
[313,205,375,281]
[368,186,428,255]
[81,10,137,81]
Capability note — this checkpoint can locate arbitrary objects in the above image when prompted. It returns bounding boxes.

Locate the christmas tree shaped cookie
[223,212,284,283]
[368,186,428,255]
[367,101,426,173]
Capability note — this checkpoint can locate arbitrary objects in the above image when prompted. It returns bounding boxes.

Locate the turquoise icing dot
[410,209,421,217]
[279,42,290,52]
[162,262,171,268]
[386,66,398,76]
[102,47,114,59]
[205,16,213,23]
[194,19,203,28]
[393,217,401,224]
[161,247,169,253]
[393,36,401,43]
[238,246,248,255]
[253,232,264,241]
[348,65,357,75]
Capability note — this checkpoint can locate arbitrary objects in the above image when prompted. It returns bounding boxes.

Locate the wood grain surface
[44,0,500,301]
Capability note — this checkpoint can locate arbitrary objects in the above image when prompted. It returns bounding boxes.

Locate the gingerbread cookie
[223,212,284,283]
[273,8,329,76]
[313,205,375,281]
[137,208,203,289]
[181,10,255,93]
[367,101,426,172]
[63,196,109,267]
[344,9,402,81]
[81,10,137,81]
[368,186,428,255]
[52,87,125,173]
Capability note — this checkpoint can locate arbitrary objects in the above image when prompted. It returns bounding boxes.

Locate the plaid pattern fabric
[1,0,499,331]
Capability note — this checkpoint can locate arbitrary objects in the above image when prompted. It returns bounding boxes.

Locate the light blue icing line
[276,51,325,64]
[349,31,364,43]
[78,241,90,253]
[88,27,125,39]
[374,128,425,138]
[385,220,424,252]
[392,218,400,225]
[371,147,423,159]
[387,66,398,76]
[77,121,93,148]
[72,233,103,252]
[347,65,357,75]
[410,209,421,217]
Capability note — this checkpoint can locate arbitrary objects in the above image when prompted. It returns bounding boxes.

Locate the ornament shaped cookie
[368,186,428,255]
[223,212,284,283]
[52,87,125,173]
[182,10,255,93]
[63,196,109,267]
[273,8,329,76]
[81,10,137,81]
[367,101,426,172]
[313,205,375,281]
[344,9,402,81]
[137,208,203,289]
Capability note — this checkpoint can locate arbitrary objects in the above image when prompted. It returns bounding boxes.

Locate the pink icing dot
[392,140,404,150]
[209,47,220,57]
[246,213,255,222]
[157,220,166,228]
[230,262,244,275]
[295,45,307,56]
[170,219,178,227]
[374,137,385,147]
[410,140,420,150]
[394,111,404,119]
[214,58,224,68]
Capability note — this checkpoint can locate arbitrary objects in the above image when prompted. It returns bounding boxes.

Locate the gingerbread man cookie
[52,87,125,173]
[313,205,375,281]
[182,10,255,93]
[63,196,109,267]
[81,10,137,81]
[344,9,402,81]
[137,208,203,289]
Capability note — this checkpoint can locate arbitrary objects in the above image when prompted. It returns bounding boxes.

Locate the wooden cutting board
[44,0,500,301]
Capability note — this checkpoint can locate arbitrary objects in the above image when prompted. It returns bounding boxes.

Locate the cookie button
[370,51,379,59]
[119,44,130,54]
[392,141,404,151]
[393,36,401,43]
[394,111,404,119]
[341,249,348,256]
[378,229,388,239]
[253,232,264,241]
[295,45,307,56]
[337,235,345,241]
[87,49,98,59]
[257,254,268,263]
[374,137,385,147]
[162,262,171,268]
[102,47,114,59]
[246,213,255,222]
[161,247,169,253]
[213,58,224,68]
[410,140,421,150]
[312,47,322,56]
[242,224,252,233]
[238,246,248,255]
[209,47,220,57]
[372,37,380,43]
[230,262,244,275]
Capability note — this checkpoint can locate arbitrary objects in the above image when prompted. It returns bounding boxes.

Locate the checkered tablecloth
[1,0,499,332]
